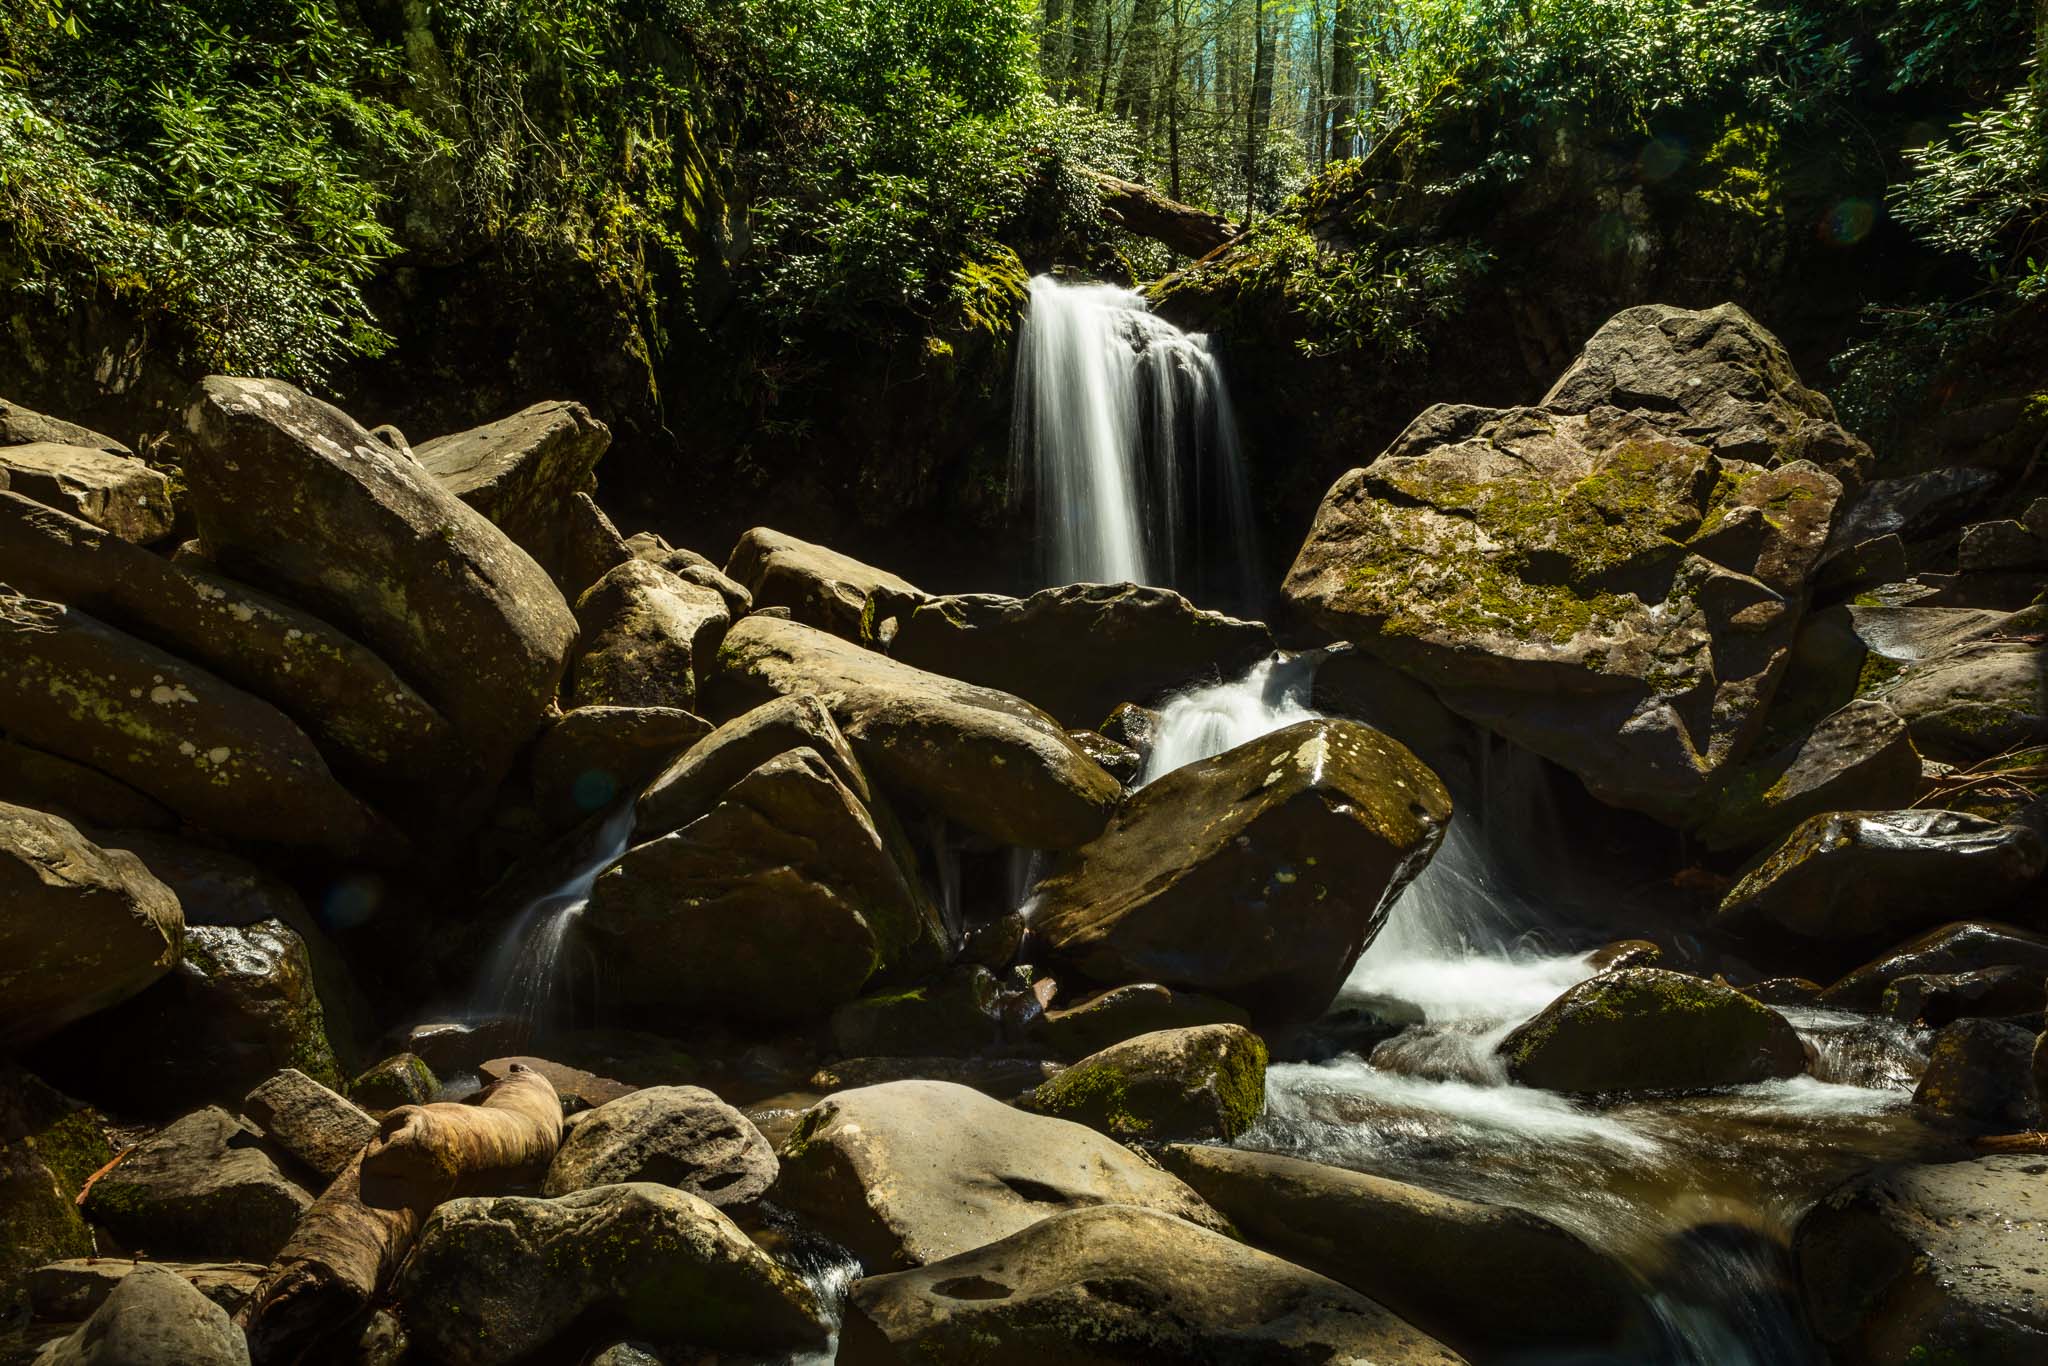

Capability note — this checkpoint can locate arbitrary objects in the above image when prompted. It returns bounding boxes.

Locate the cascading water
[1009,275,1259,608]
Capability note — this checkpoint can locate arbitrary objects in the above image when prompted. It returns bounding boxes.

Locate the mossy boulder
[1031,718,1450,1025]
[568,560,730,713]
[1030,982,1252,1060]
[1912,1018,2043,1132]
[1497,967,1805,1095]
[1022,1023,1268,1142]
[81,1106,311,1262]
[32,1261,252,1366]
[349,1053,438,1111]
[1689,697,1923,851]
[0,1064,110,1321]
[393,1183,828,1366]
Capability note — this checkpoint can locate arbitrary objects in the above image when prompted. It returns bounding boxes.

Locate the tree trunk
[1041,0,1070,85]
[1166,0,1185,200]
[240,1066,563,1364]
[1328,0,1358,162]
[1117,0,1164,146]
[1245,0,1273,219]
[1085,168,1241,258]
[1065,0,1099,101]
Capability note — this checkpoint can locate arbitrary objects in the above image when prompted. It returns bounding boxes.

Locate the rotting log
[1083,169,1241,260]
[239,1063,563,1364]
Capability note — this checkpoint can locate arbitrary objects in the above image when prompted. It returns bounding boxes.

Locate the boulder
[773,1080,1229,1272]
[393,1183,828,1366]
[557,493,636,601]
[531,705,712,829]
[0,735,174,831]
[30,1262,250,1366]
[711,615,1123,848]
[0,442,172,542]
[1959,512,2048,572]
[1498,968,1805,1095]
[413,400,611,586]
[724,526,925,639]
[1883,966,2048,1027]
[1797,1154,2045,1365]
[1,1064,109,1319]
[1286,306,1849,827]
[1913,1018,2044,1130]
[543,1085,776,1206]
[842,1204,1467,1366]
[479,1056,636,1110]
[81,1107,311,1262]
[827,970,1003,1059]
[1031,983,1252,1060]
[0,491,463,799]
[1098,701,1160,755]
[1156,1144,1640,1359]
[0,398,127,453]
[636,546,751,617]
[181,376,577,779]
[1031,719,1450,1024]
[1823,466,1999,555]
[0,593,385,856]
[1821,922,2048,1012]
[807,1055,1062,1099]
[1869,617,2047,765]
[348,1054,437,1111]
[585,746,942,1022]
[1021,1024,1268,1141]
[1068,728,1142,784]
[26,1260,264,1321]
[882,584,1274,728]
[1720,810,2046,944]
[1691,697,1924,851]
[241,1069,376,1179]
[0,803,181,1048]
[632,692,865,841]
[568,560,730,712]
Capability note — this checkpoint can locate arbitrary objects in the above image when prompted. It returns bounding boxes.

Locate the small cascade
[471,802,636,1040]
[1137,650,1320,784]
[1009,274,1257,606]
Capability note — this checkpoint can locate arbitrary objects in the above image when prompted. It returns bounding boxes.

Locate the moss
[1033,1061,1145,1137]
[1211,1033,1269,1139]
[26,1108,112,1197]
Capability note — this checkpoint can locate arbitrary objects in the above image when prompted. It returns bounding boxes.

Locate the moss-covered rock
[827,970,1002,1059]
[568,560,731,713]
[349,1053,439,1112]
[0,1064,109,1321]
[1022,1023,1268,1142]
[81,1106,311,1262]
[1030,982,1252,1060]
[1498,967,1805,1095]
[1912,1018,2043,1132]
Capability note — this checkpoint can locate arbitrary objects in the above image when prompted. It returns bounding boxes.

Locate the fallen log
[1083,169,1241,260]
[240,1063,563,1364]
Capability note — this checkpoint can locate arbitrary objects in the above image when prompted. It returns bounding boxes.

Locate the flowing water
[1009,275,1259,607]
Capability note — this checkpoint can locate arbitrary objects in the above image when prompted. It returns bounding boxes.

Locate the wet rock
[1157,1144,1640,1359]
[1308,643,1469,776]
[808,1056,1062,1099]
[414,399,611,587]
[81,1107,311,1262]
[1286,306,1848,827]
[1797,1154,2046,1365]
[1884,966,2048,1027]
[0,398,127,454]
[1745,977,1823,1007]
[1032,719,1450,1025]
[1720,810,2046,943]
[27,1260,264,1321]
[348,1054,437,1111]
[1022,1024,1268,1142]
[772,1080,1228,1272]
[1067,728,1141,784]
[1691,698,1924,851]
[882,584,1273,728]
[725,526,926,639]
[531,704,712,830]
[0,491,462,801]
[1586,939,1663,971]
[586,746,943,1022]
[0,735,174,832]
[1030,982,1252,1060]
[393,1183,828,1366]
[31,1262,250,1366]
[0,803,181,1048]
[1498,968,1805,1095]
[589,1346,663,1366]
[182,376,577,779]
[1,1064,108,1318]
[568,560,730,712]
[0,593,385,856]
[402,1019,524,1077]
[711,615,1122,849]
[1097,701,1159,757]
[1850,603,2048,763]
[827,970,1003,1059]
[1914,1018,2044,1130]
[1821,922,2048,1012]
[0,442,172,542]
[543,1085,776,1206]
[842,1204,1467,1366]
[241,1069,376,1179]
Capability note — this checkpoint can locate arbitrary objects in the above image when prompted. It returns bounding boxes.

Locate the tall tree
[1245,0,1274,216]
[1328,0,1358,161]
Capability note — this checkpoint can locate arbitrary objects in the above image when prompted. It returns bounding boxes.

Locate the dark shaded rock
[1021,1024,1267,1142]
[414,399,611,587]
[1959,513,2048,572]
[1914,1018,2043,1130]
[1744,977,1823,1007]
[883,584,1273,728]
[401,1020,525,1077]
[1821,922,2048,1012]
[568,560,729,712]
[629,536,753,616]
[0,736,174,832]
[1720,810,2046,943]
[1307,643,1468,775]
[1797,1154,2046,1365]
[724,526,925,640]
[807,1056,1061,1100]
[81,1107,311,1262]
[181,376,577,780]
[772,1080,1227,1272]
[1692,698,1924,851]
[632,693,863,840]
[1823,466,2000,556]
[544,1085,774,1205]
[1498,968,1805,1095]
[557,492,634,602]
[1032,719,1450,1025]
[1067,728,1141,784]
[1097,701,1159,756]
[1849,603,2048,764]
[348,1054,437,1111]
[393,1183,828,1366]
[1157,1144,1640,1359]
[26,1260,263,1321]
[711,615,1122,849]
[1030,982,1252,1060]
[531,705,712,831]
[241,1069,376,1179]
[0,1064,107,1320]
[0,443,171,543]
[0,803,180,1049]
[0,593,385,856]
[30,1262,250,1366]
[842,1204,1467,1366]
[1883,966,2047,1028]
[1586,939,1663,971]
[0,398,127,454]
[827,970,1002,1059]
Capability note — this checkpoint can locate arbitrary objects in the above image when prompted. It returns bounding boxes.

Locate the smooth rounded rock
[1021,1024,1268,1142]
[543,1085,776,1206]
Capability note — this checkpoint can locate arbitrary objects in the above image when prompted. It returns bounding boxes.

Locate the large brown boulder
[31,1261,252,1366]
[1821,922,2048,1012]
[542,1085,776,1205]
[1031,718,1450,1024]
[530,704,711,830]
[0,802,182,1048]
[414,400,611,588]
[1,1063,110,1318]
[181,377,577,778]
[0,441,173,542]
[80,1106,312,1263]
[568,559,729,712]
[725,526,926,639]
[1021,1024,1269,1142]
[711,615,1122,848]
[0,397,128,453]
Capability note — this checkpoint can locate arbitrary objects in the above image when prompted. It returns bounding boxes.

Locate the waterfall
[1138,650,1320,784]
[1009,275,1258,606]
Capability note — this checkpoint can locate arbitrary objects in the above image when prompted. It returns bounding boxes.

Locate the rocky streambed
[0,302,2043,1366]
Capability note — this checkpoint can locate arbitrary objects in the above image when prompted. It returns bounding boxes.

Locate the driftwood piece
[240,1064,563,1364]
[1083,169,1241,260]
